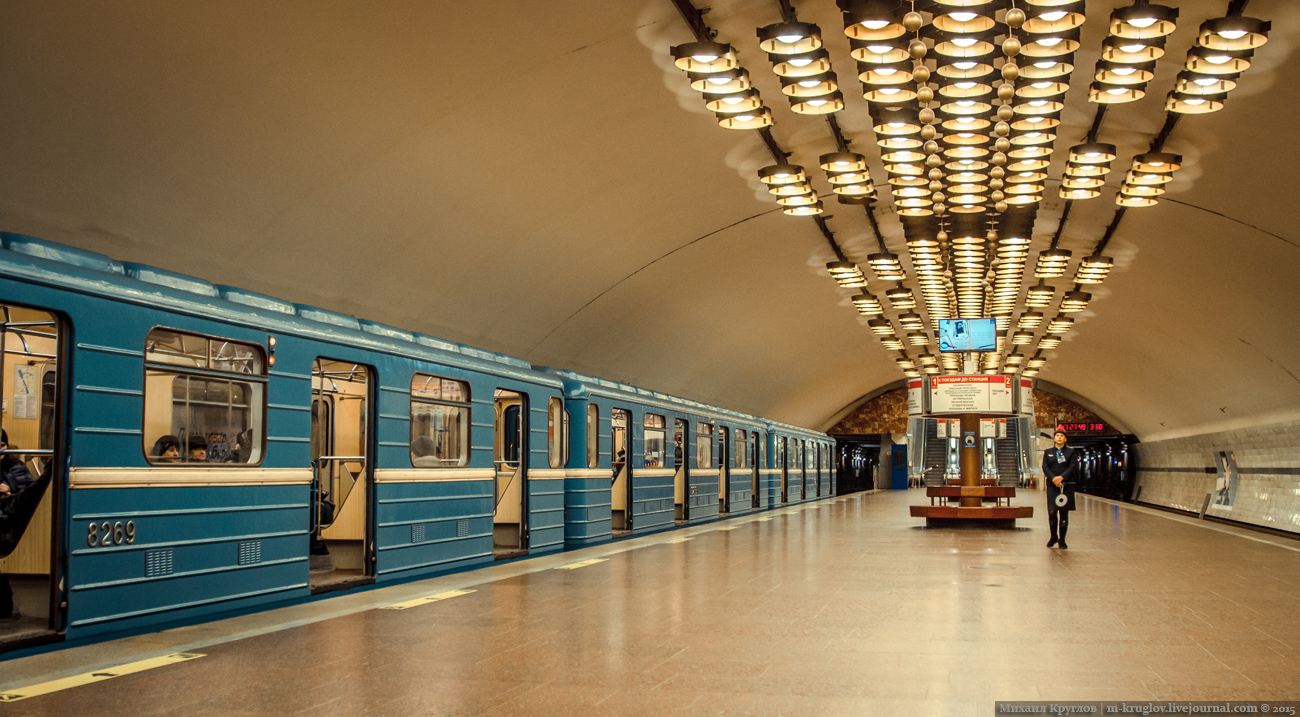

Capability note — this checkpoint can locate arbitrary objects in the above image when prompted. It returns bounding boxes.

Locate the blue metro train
[0,232,834,651]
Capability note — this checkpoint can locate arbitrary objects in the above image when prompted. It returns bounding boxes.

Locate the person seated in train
[411,435,439,468]
[186,437,208,463]
[229,429,253,463]
[0,430,34,500]
[150,435,182,463]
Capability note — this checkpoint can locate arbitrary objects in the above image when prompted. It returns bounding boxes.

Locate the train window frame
[409,373,471,468]
[547,397,566,469]
[734,428,747,469]
[142,327,267,467]
[586,403,599,468]
[643,413,666,468]
[695,422,713,469]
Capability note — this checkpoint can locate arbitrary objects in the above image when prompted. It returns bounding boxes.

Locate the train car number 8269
[87,521,136,547]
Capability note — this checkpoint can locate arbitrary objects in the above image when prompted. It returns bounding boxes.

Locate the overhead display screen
[938,318,997,352]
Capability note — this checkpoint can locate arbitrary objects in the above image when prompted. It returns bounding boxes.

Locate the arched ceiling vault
[0,1,1297,441]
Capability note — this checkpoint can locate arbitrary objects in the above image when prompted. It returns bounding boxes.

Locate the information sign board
[907,379,924,415]
[928,375,1016,414]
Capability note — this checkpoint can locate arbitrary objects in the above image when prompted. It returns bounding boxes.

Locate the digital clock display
[1057,422,1106,432]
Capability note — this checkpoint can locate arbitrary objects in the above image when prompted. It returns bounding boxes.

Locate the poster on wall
[907,379,924,415]
[929,375,1015,414]
[13,365,39,420]
[1213,451,1238,509]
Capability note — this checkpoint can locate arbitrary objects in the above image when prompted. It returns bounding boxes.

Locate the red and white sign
[936,419,948,439]
[1018,378,1035,417]
[979,418,997,438]
[929,375,1016,414]
[998,418,1007,439]
[907,379,924,415]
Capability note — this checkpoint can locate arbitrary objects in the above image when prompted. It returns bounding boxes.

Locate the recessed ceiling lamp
[716,108,773,130]
[868,318,895,335]
[907,331,929,346]
[757,21,823,55]
[758,164,807,185]
[1185,46,1253,75]
[864,82,918,103]
[1069,142,1118,164]
[1101,35,1165,63]
[1175,71,1238,96]
[784,201,824,216]
[853,293,884,315]
[768,181,814,197]
[1095,60,1156,85]
[671,41,739,73]
[1020,55,1076,80]
[849,38,910,64]
[1035,249,1071,278]
[1027,357,1047,369]
[1132,152,1183,173]
[932,9,996,34]
[840,0,907,42]
[1011,331,1034,345]
[790,90,846,114]
[689,68,753,93]
[826,262,868,288]
[1023,2,1086,34]
[872,107,921,135]
[882,336,905,350]
[1038,335,1062,349]
[777,191,820,207]
[860,61,915,85]
[1074,255,1113,284]
[704,88,764,113]
[780,71,839,97]
[1065,161,1111,178]
[1167,91,1227,114]
[898,312,925,330]
[888,287,918,309]
[1060,187,1102,200]
[1198,17,1271,51]
[1109,3,1179,39]
[1026,282,1055,307]
[1089,81,1145,104]
[903,369,922,378]
[772,49,834,77]
[896,358,916,370]
[1059,291,1092,312]
[1046,314,1074,333]
[917,353,938,366]
[1021,28,1081,58]
[1005,352,1026,366]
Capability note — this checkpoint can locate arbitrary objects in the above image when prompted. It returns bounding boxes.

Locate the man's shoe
[1046,538,1058,548]
[1058,542,1068,550]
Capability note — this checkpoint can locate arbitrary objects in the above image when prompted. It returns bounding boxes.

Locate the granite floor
[1,489,1298,716]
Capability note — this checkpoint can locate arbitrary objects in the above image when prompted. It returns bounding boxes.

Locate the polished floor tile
[2,490,1299,715]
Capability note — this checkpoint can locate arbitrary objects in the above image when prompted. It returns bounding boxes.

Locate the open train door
[309,359,375,594]
[0,304,67,651]
[493,390,529,559]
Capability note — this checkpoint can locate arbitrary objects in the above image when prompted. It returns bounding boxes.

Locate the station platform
[0,490,1297,714]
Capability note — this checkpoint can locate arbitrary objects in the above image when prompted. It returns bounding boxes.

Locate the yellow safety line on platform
[381,588,476,610]
[0,652,204,702]
[716,526,739,531]
[554,558,608,570]
[664,536,692,543]
[756,517,772,522]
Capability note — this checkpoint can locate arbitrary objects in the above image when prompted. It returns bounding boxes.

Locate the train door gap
[309,359,375,594]
[751,432,761,509]
[610,408,631,537]
[718,426,730,515]
[493,390,529,559]
[0,303,65,651]
[779,437,789,504]
[673,419,688,524]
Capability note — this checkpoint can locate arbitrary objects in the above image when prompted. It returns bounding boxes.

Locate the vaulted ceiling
[0,1,1296,441]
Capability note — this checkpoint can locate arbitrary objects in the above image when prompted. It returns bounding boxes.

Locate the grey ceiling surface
[0,1,1296,441]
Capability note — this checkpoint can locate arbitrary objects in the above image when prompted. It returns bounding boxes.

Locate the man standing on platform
[1042,429,1077,549]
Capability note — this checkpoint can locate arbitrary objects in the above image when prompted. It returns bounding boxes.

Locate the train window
[143,328,265,465]
[734,429,747,469]
[586,404,599,468]
[410,374,470,467]
[673,419,686,468]
[696,422,713,469]
[757,433,766,469]
[644,414,665,468]
[547,397,565,469]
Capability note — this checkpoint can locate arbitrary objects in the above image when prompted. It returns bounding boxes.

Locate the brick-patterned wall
[829,388,908,435]
[1134,420,1300,535]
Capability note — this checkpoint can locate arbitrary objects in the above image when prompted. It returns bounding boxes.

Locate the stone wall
[1133,419,1300,535]
[828,388,908,435]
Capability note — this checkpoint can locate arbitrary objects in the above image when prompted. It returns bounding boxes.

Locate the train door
[310,359,373,593]
[778,436,788,503]
[752,431,762,508]
[799,440,808,500]
[673,419,688,521]
[0,304,65,649]
[611,408,631,535]
[717,424,729,514]
[493,390,529,559]
[814,444,822,498]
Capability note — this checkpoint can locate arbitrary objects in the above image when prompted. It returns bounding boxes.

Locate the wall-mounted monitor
[938,318,997,352]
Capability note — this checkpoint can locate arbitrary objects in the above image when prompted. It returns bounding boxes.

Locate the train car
[0,232,835,653]
[539,369,778,544]
[764,422,835,507]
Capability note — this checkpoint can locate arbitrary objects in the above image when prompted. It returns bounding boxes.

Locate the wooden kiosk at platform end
[907,368,1034,529]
